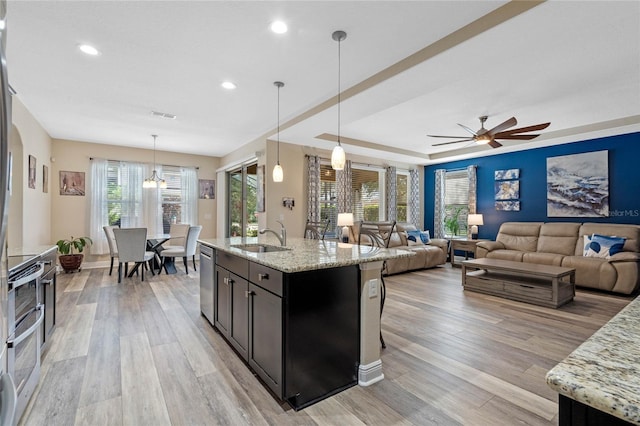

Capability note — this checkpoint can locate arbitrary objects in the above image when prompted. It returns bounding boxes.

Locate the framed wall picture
[43,165,48,193]
[199,179,215,199]
[28,155,36,189]
[257,165,265,212]
[59,170,86,196]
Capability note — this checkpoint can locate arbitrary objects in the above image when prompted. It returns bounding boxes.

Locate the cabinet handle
[258,273,269,281]
[245,290,255,298]
[42,279,53,286]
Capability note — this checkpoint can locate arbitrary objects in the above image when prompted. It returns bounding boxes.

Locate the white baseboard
[358,359,384,386]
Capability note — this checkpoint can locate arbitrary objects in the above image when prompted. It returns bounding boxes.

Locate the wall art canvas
[495,168,519,180]
[495,180,519,200]
[28,155,36,189]
[199,179,215,199]
[59,170,86,196]
[43,165,48,193]
[547,150,609,217]
[496,201,520,211]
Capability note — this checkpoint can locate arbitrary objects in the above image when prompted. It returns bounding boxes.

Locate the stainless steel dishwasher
[199,244,214,325]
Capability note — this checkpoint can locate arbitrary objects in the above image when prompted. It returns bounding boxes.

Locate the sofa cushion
[536,222,581,255]
[585,234,626,258]
[522,251,565,266]
[496,222,542,252]
[407,230,430,244]
[486,249,525,262]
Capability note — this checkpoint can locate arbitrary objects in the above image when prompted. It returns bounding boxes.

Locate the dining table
[146,234,178,274]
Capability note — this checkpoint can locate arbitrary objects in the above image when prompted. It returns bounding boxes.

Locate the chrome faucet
[259,220,287,246]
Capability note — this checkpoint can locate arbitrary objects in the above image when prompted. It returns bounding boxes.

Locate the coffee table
[462,258,575,308]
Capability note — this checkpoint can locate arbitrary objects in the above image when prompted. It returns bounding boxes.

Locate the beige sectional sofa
[476,222,640,295]
[385,223,448,275]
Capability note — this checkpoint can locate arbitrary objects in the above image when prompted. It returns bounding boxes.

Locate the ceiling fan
[428,116,550,149]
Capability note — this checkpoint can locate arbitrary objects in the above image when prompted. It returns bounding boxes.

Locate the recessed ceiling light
[78,44,100,56]
[221,81,237,90]
[270,21,288,34]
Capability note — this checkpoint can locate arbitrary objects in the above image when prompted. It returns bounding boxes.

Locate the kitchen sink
[231,244,290,253]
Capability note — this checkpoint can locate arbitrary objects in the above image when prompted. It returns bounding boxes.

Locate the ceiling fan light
[476,134,491,144]
[331,144,346,170]
[272,163,283,182]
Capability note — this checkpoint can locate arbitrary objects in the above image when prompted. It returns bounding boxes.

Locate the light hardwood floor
[19,264,631,426]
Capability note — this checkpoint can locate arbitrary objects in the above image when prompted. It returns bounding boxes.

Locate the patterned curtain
[467,165,477,214]
[434,169,446,238]
[386,166,397,222]
[336,160,352,214]
[409,169,420,229]
[306,155,321,221]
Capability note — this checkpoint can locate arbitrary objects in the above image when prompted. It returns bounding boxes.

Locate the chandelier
[143,134,167,189]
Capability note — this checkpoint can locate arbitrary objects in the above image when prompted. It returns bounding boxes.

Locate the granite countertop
[198,237,414,273]
[546,296,640,424]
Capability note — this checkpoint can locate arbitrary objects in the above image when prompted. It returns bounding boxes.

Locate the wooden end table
[449,238,488,267]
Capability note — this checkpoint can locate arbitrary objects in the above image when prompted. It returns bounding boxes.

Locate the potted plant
[444,207,463,238]
[56,236,93,273]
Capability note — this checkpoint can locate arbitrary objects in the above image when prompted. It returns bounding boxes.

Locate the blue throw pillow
[407,230,430,244]
[585,234,626,258]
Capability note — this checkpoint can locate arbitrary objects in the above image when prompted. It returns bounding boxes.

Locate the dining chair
[163,223,190,250]
[357,220,397,349]
[103,225,119,276]
[160,225,202,274]
[304,219,330,240]
[113,228,156,283]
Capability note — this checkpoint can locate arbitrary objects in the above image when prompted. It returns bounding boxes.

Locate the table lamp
[337,213,354,243]
[468,214,484,240]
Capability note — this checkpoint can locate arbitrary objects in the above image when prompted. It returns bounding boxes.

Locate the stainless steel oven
[7,260,44,422]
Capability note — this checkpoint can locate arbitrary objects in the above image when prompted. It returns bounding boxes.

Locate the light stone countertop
[546,296,640,424]
[198,236,414,273]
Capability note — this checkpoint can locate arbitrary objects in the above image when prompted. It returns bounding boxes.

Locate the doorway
[227,162,258,237]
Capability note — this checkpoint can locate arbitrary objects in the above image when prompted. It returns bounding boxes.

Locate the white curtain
[409,169,420,229]
[386,166,397,222]
[142,163,163,237]
[89,158,109,254]
[181,167,198,226]
[121,162,145,228]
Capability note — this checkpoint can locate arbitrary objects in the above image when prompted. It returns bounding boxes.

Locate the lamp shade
[337,213,354,226]
[272,163,283,182]
[331,145,346,170]
[468,214,484,226]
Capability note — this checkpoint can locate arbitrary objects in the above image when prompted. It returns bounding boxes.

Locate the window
[319,164,338,238]
[318,163,387,236]
[352,167,383,221]
[444,170,469,237]
[227,162,258,237]
[100,160,196,231]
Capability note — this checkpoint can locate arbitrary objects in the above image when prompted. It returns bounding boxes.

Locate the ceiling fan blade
[427,134,470,139]
[495,134,539,140]
[487,117,517,136]
[457,123,477,136]
[495,122,550,137]
[432,138,474,147]
[488,140,502,148]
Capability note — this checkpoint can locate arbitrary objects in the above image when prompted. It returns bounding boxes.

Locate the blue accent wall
[423,132,640,240]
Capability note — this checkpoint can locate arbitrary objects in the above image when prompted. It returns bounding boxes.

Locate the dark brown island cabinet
[200,245,360,410]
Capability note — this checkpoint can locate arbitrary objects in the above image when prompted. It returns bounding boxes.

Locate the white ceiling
[6,1,640,165]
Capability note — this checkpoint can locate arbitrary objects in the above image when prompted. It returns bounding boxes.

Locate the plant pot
[59,254,84,273]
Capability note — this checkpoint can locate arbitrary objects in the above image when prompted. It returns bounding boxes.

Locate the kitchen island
[198,236,413,410]
[546,295,640,425]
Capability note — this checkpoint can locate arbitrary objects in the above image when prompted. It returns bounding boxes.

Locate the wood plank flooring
[19,264,632,425]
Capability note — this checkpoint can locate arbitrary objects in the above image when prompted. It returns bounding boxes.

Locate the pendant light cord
[337,35,341,146]
[277,84,280,164]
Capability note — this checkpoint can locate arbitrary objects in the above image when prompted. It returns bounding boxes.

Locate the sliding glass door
[227,162,258,237]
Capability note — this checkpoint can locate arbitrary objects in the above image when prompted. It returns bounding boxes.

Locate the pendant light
[143,134,167,189]
[272,81,284,182]
[331,30,347,171]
